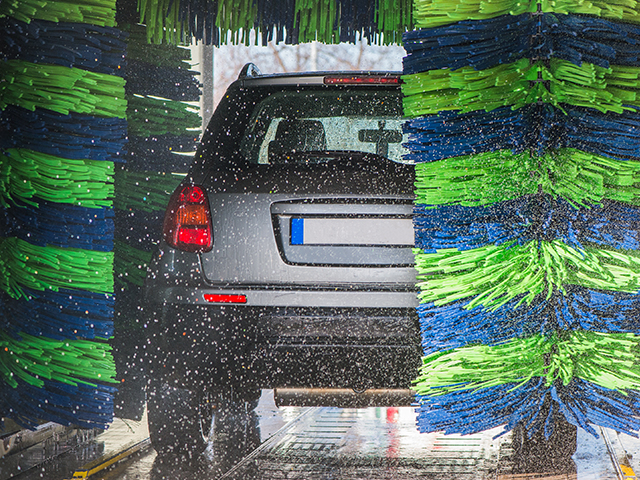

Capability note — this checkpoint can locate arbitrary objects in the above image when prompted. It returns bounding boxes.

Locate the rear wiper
[272,150,386,164]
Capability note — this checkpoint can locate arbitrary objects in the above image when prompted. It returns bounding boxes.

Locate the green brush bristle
[0,0,117,27]
[415,149,640,208]
[414,150,539,207]
[0,331,116,389]
[0,238,114,299]
[114,241,153,289]
[377,0,414,44]
[414,334,548,395]
[549,59,640,113]
[295,0,338,43]
[0,159,12,209]
[113,170,183,213]
[0,60,126,118]
[138,0,209,45]
[542,149,640,206]
[137,0,413,45]
[540,0,640,23]
[216,0,258,45]
[124,25,194,66]
[403,59,640,116]
[403,59,536,116]
[413,0,534,29]
[0,149,114,209]
[413,331,640,396]
[127,95,201,138]
[413,0,640,29]
[138,0,181,45]
[415,240,640,309]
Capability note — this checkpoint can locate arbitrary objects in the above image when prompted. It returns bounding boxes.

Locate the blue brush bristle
[403,15,534,74]
[1,288,114,340]
[404,104,640,163]
[548,14,640,68]
[0,106,127,162]
[125,134,198,169]
[416,379,640,438]
[418,298,548,354]
[403,107,532,162]
[0,378,116,430]
[125,61,201,102]
[419,287,640,355]
[558,288,640,333]
[176,0,220,45]
[4,200,114,252]
[562,107,640,159]
[415,198,640,252]
[0,18,127,75]
[414,201,531,252]
[415,380,546,436]
[403,13,640,75]
[562,381,640,436]
[336,0,377,43]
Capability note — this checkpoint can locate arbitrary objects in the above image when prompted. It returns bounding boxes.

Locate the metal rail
[66,438,151,479]
[601,427,638,480]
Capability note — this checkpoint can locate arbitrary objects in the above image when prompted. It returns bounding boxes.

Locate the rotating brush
[109,18,201,419]
[405,0,640,439]
[0,1,125,429]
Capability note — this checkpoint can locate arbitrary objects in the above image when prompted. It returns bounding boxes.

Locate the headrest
[269,119,327,162]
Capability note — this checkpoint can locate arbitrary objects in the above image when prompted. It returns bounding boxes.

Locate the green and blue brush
[405,0,640,437]
[0,0,125,429]
[110,17,200,418]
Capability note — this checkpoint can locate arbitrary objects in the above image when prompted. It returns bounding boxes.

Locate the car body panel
[143,70,422,393]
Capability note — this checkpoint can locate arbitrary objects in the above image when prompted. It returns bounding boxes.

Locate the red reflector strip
[323,75,400,85]
[204,294,247,304]
[177,226,211,246]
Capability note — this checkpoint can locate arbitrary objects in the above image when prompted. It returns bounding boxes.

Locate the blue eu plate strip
[291,218,304,245]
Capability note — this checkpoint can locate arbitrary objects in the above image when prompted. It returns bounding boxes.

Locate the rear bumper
[144,285,419,309]
[144,304,421,391]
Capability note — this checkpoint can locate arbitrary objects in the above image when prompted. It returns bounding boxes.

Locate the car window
[239,90,410,164]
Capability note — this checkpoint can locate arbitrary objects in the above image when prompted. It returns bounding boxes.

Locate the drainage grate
[222,407,504,479]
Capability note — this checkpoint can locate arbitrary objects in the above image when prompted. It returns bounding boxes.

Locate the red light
[181,187,205,203]
[324,75,400,85]
[177,226,211,246]
[163,185,213,252]
[204,294,247,304]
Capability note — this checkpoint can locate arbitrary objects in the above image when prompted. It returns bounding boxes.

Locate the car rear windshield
[239,90,408,164]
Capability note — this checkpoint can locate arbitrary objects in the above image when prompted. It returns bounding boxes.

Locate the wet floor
[2,390,640,480]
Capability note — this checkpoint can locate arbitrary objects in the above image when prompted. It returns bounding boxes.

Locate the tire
[212,394,262,472]
[147,378,261,457]
[147,378,213,456]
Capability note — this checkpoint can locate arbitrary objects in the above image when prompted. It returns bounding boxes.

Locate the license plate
[291,217,413,246]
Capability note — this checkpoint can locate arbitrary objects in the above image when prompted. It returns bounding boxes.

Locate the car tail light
[163,185,213,252]
[204,294,247,304]
[323,75,400,85]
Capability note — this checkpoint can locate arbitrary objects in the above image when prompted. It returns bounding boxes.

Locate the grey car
[143,65,421,454]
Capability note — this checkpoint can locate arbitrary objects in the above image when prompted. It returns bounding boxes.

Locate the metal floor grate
[222,407,503,479]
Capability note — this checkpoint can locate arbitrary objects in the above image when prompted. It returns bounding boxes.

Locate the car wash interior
[3,0,640,479]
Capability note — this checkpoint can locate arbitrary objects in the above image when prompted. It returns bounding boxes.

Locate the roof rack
[238,63,262,79]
